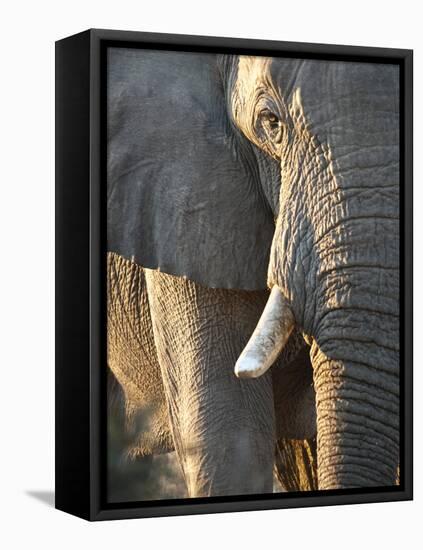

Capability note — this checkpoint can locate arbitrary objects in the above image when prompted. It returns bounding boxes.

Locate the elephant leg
[144,269,275,497]
[107,252,174,457]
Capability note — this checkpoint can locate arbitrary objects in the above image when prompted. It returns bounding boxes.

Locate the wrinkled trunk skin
[308,215,399,489]
[266,63,400,489]
[271,183,400,489]
[312,340,399,489]
[144,269,276,497]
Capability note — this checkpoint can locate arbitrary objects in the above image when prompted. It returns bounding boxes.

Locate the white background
[0,0,420,548]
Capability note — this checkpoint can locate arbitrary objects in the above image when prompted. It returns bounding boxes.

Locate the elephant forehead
[267,58,400,135]
[236,56,272,98]
[232,56,273,140]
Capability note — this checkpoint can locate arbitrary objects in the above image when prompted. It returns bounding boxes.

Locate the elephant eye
[258,109,283,149]
[260,109,280,128]
[266,112,279,127]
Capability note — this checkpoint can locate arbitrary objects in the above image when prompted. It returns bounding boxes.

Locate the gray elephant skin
[107,49,399,496]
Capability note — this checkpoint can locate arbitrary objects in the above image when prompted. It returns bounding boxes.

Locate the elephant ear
[107,48,274,290]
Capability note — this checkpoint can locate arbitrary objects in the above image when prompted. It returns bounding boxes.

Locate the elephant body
[107,49,400,495]
[107,252,317,495]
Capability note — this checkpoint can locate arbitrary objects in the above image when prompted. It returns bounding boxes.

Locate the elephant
[107,48,399,496]
[233,57,400,489]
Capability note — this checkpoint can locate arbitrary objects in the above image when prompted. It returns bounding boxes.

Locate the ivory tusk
[235,286,295,379]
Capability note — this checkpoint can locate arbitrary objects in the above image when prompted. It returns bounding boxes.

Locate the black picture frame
[55,28,413,521]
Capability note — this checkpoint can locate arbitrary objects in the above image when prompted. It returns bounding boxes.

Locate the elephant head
[232,56,400,489]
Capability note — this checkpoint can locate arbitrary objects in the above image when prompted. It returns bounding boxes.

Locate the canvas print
[106,47,400,502]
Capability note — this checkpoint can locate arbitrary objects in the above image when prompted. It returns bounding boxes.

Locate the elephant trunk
[311,330,399,488]
[308,212,400,487]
